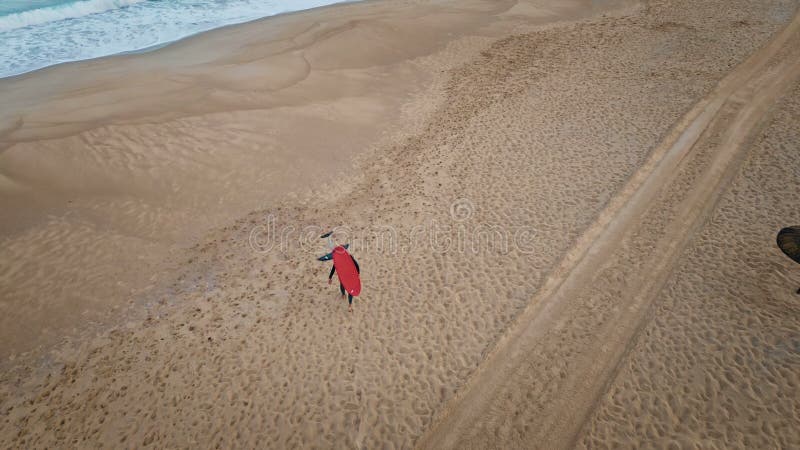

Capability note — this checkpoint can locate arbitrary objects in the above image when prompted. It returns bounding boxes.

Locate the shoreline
[0,0,367,82]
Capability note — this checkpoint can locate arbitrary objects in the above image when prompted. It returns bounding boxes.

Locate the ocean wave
[0,0,353,78]
[0,0,146,32]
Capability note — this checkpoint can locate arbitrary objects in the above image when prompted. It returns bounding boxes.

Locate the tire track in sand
[416,8,800,450]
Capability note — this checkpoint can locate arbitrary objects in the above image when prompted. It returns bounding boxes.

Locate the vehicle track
[416,8,800,450]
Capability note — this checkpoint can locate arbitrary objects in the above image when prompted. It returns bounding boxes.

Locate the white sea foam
[0,0,146,32]
[0,0,353,78]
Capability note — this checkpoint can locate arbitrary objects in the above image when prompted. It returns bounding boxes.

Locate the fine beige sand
[578,72,800,449]
[418,3,800,448]
[0,0,629,358]
[0,0,615,356]
[580,77,800,448]
[2,0,800,448]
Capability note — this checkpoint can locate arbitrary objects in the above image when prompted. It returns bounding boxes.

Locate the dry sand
[578,62,800,450]
[1,0,799,448]
[0,0,619,356]
[418,3,800,448]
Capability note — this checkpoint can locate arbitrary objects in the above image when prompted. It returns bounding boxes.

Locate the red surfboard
[332,246,361,296]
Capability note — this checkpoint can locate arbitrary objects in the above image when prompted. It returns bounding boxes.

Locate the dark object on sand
[776,226,800,294]
[777,226,800,264]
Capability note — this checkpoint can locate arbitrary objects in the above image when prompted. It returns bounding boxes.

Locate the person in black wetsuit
[328,254,360,312]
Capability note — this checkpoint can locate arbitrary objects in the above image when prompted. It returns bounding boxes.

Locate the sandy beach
[2,0,799,448]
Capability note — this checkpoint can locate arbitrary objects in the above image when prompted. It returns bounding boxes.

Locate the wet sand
[1,0,799,448]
